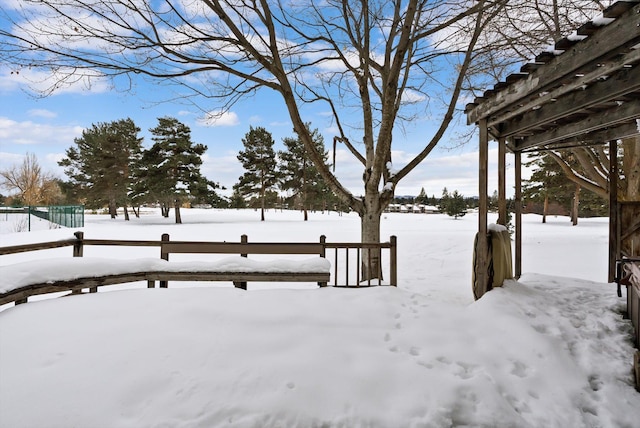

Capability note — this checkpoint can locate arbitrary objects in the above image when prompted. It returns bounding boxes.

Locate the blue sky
[0,72,518,200]
[0,1,521,201]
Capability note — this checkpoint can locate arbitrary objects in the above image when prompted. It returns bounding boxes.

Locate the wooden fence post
[390,236,397,287]
[160,233,169,288]
[73,231,84,257]
[319,235,326,258]
[235,234,248,290]
[240,234,248,258]
[319,235,327,287]
[72,231,85,294]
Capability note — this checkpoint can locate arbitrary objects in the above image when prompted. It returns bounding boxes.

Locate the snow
[488,223,507,232]
[567,33,587,42]
[0,257,331,294]
[592,15,615,26]
[0,209,638,427]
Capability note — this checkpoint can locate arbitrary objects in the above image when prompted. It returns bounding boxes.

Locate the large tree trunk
[571,184,580,226]
[123,205,130,221]
[174,199,182,224]
[161,202,170,218]
[360,192,384,282]
[260,182,265,222]
[108,200,117,219]
[542,194,548,223]
[302,158,308,221]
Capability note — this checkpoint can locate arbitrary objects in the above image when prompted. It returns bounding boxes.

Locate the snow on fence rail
[0,232,397,306]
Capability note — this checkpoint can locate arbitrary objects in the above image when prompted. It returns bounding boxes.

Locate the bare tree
[0,0,506,279]
[0,153,61,205]
[546,139,640,203]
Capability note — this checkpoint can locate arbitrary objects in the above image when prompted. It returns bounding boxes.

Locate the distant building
[384,204,440,214]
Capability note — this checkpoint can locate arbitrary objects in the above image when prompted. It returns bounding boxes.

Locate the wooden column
[390,235,398,287]
[319,235,327,287]
[160,233,169,288]
[475,119,489,299]
[72,231,85,295]
[498,137,507,226]
[515,151,522,279]
[235,234,248,290]
[73,231,84,257]
[609,140,619,283]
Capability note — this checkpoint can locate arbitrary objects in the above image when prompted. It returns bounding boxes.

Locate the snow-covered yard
[0,209,638,427]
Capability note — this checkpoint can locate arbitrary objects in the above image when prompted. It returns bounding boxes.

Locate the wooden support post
[73,231,84,294]
[498,137,507,226]
[147,280,155,288]
[609,140,619,283]
[319,235,326,258]
[390,235,398,287]
[634,350,640,392]
[319,235,327,287]
[73,231,84,257]
[475,119,489,299]
[334,249,339,287]
[515,151,522,279]
[240,234,248,257]
[234,234,248,290]
[160,233,169,288]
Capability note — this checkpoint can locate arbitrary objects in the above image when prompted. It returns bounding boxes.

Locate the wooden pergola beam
[515,122,640,153]
[486,47,640,130]
[499,66,640,138]
[511,100,640,151]
[467,3,640,124]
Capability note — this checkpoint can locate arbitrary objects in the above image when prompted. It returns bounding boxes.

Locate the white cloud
[199,152,243,194]
[0,151,23,165]
[1,68,110,96]
[269,120,291,128]
[401,89,427,104]
[197,111,240,127]
[28,109,57,119]
[0,117,82,146]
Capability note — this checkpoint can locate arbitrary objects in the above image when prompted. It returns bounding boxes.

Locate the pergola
[465,0,640,300]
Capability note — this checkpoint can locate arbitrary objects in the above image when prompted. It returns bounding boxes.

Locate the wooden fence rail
[1,232,398,300]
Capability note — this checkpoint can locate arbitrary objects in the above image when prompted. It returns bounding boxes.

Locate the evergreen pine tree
[442,189,467,219]
[59,118,143,219]
[523,153,574,223]
[229,188,247,209]
[278,125,331,220]
[439,187,449,213]
[140,117,208,223]
[415,187,427,205]
[445,190,467,219]
[235,126,279,221]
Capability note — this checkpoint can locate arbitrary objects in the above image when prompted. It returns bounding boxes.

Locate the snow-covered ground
[0,209,638,427]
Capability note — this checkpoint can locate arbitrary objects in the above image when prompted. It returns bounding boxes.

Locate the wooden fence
[1,231,397,290]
